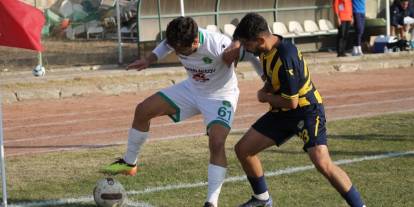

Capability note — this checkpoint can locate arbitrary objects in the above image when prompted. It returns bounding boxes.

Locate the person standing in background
[333,0,353,57]
[352,0,366,56]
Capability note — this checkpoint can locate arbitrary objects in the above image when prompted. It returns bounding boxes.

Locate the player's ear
[193,37,200,47]
[257,37,265,46]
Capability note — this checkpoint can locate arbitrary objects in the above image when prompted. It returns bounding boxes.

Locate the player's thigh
[251,111,296,147]
[158,81,200,122]
[298,104,328,152]
[136,93,177,118]
[235,127,276,156]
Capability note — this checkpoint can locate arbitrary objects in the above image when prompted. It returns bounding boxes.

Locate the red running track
[3,68,414,156]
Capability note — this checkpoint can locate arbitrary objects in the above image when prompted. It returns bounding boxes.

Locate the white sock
[206,164,227,206]
[123,128,148,165]
[358,46,363,54]
[352,46,359,56]
[253,191,270,201]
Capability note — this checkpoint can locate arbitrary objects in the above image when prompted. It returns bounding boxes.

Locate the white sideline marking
[127,150,414,195]
[10,151,414,207]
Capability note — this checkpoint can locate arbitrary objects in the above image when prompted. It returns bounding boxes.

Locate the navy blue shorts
[252,104,327,151]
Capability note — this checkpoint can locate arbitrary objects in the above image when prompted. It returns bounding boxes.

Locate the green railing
[135,0,333,56]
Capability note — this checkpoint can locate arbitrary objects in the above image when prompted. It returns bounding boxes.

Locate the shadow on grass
[265,148,410,157]
[329,134,411,141]
[8,198,148,207]
[7,199,96,207]
[232,130,412,142]
[5,143,122,149]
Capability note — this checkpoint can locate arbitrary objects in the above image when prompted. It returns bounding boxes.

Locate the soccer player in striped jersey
[101,16,263,207]
[224,13,365,207]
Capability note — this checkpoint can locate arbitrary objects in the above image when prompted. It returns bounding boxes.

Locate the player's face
[240,38,266,55]
[174,38,200,56]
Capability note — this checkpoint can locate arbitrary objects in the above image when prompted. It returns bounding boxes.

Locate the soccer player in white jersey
[101,16,263,207]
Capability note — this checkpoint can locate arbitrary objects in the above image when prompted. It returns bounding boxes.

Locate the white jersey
[152,28,262,98]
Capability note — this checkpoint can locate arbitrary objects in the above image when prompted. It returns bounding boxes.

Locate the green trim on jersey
[206,120,231,131]
[157,92,181,122]
[199,31,205,45]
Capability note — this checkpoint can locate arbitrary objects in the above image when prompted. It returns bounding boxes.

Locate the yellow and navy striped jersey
[260,35,323,112]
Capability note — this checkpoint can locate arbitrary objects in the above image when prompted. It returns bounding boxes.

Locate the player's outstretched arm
[243,50,266,81]
[126,53,158,71]
[127,40,173,71]
[222,40,241,67]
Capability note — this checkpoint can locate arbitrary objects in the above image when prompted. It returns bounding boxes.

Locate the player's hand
[257,88,269,103]
[127,59,150,71]
[260,74,267,81]
[223,40,241,67]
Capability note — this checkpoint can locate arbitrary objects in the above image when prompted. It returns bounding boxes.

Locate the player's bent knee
[234,141,248,159]
[134,102,154,121]
[135,103,146,115]
[314,159,334,176]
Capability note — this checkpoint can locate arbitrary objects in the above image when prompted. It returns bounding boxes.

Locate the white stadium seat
[318,19,338,34]
[86,20,104,40]
[304,20,327,35]
[288,21,311,36]
[223,24,236,38]
[272,22,296,38]
[206,24,220,33]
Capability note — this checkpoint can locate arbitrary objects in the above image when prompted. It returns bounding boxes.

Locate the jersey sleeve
[152,40,174,60]
[278,50,301,100]
[240,49,264,77]
[210,32,232,57]
[218,34,232,54]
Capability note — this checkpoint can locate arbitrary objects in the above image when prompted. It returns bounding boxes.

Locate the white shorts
[158,81,239,129]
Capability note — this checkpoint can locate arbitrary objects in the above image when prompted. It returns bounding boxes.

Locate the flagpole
[0,94,8,207]
[180,0,185,16]
[38,51,42,66]
[116,0,123,65]
[386,0,390,36]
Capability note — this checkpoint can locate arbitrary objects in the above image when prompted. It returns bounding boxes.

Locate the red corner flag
[0,0,45,51]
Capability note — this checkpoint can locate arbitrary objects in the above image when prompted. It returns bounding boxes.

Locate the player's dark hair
[166,16,198,48]
[233,13,270,40]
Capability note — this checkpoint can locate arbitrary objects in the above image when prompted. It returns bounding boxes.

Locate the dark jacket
[391,3,414,26]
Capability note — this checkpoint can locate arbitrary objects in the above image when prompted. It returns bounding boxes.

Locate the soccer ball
[93,178,127,207]
[32,65,45,77]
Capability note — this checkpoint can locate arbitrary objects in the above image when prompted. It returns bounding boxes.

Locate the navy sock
[342,185,365,207]
[247,175,268,195]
